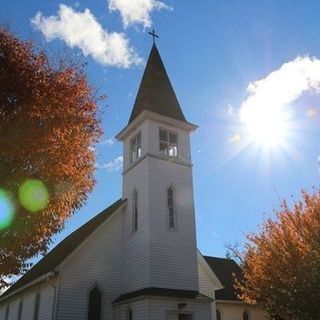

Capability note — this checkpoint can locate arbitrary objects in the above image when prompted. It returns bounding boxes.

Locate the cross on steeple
[148,29,159,44]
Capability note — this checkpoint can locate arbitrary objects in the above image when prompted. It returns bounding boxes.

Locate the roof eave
[0,271,58,303]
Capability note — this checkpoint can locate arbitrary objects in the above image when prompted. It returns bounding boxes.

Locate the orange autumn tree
[238,190,320,320]
[0,28,102,288]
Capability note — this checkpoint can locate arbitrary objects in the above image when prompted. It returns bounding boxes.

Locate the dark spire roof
[128,44,187,124]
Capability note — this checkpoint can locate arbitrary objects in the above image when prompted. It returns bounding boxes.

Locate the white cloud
[239,56,320,125]
[101,138,115,146]
[108,0,171,29]
[99,156,123,172]
[31,4,142,68]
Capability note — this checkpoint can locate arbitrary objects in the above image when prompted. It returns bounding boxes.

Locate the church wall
[39,284,55,320]
[148,298,212,320]
[20,291,35,320]
[114,298,213,320]
[3,299,18,320]
[198,262,215,298]
[147,156,199,291]
[56,209,123,320]
[216,302,267,320]
[114,300,149,320]
[120,113,198,293]
[0,280,56,320]
[122,146,151,292]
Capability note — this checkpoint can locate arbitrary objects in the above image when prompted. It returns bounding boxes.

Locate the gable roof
[203,256,243,301]
[1,198,126,299]
[128,44,187,124]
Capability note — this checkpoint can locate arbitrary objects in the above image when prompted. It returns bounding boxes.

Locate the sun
[240,105,290,147]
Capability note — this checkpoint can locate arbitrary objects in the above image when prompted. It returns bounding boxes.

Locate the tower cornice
[116,110,197,141]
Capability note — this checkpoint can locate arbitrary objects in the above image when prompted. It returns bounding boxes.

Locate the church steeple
[128,44,187,124]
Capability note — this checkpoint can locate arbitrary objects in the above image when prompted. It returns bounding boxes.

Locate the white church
[0,42,267,320]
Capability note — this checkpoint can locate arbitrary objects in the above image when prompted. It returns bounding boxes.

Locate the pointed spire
[128,44,187,124]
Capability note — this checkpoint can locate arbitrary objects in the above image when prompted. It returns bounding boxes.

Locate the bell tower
[116,42,199,294]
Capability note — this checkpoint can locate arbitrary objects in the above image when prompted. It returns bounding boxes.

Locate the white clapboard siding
[148,298,212,320]
[38,283,55,320]
[216,302,267,320]
[0,280,57,320]
[122,117,199,293]
[198,262,215,299]
[56,208,123,320]
[0,305,5,320]
[115,299,149,320]
[122,154,151,292]
[20,291,35,320]
[7,300,19,320]
[148,156,198,290]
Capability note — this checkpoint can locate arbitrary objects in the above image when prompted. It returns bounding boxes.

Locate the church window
[216,309,222,320]
[159,129,178,157]
[243,311,249,320]
[17,300,23,320]
[5,305,9,320]
[178,314,192,320]
[167,187,175,228]
[88,287,102,320]
[133,190,138,232]
[33,292,40,320]
[130,132,142,163]
[127,308,133,320]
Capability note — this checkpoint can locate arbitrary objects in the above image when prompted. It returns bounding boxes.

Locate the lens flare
[0,189,15,230]
[19,179,49,212]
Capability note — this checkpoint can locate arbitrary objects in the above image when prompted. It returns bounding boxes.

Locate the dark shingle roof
[128,44,187,124]
[113,287,212,304]
[204,256,243,301]
[1,198,126,298]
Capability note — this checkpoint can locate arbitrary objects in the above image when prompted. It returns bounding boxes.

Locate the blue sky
[2,0,320,259]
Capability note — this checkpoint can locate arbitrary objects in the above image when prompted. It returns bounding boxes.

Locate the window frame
[243,310,250,320]
[216,309,222,320]
[5,305,9,320]
[33,292,40,320]
[130,132,142,163]
[127,307,133,320]
[17,299,23,320]
[167,186,176,229]
[87,285,103,320]
[132,190,138,232]
[178,314,193,320]
[159,128,178,157]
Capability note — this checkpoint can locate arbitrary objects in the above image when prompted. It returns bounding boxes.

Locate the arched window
[243,311,249,320]
[17,300,23,320]
[127,308,133,320]
[33,292,40,320]
[5,305,9,320]
[216,309,222,320]
[167,187,175,228]
[132,190,138,232]
[88,287,102,320]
